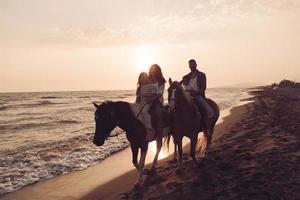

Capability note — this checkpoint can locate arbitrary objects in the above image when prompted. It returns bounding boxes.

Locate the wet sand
[117,86,300,200]
[1,86,299,200]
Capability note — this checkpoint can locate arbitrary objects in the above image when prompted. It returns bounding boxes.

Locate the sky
[1,0,300,92]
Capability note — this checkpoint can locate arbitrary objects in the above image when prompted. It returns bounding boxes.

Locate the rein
[108,131,123,138]
[135,103,148,118]
[169,98,177,112]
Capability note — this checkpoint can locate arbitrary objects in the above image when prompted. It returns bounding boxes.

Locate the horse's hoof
[143,168,156,176]
[143,168,151,175]
[193,161,198,167]
[133,182,143,190]
[197,158,208,167]
[149,168,156,176]
[133,163,139,171]
[175,167,183,175]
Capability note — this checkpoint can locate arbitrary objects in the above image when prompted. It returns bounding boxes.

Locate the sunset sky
[1,0,300,92]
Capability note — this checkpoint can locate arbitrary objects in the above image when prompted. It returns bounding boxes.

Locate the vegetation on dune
[271,79,300,88]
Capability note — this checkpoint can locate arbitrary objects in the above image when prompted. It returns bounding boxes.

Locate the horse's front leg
[151,138,162,171]
[131,144,139,170]
[190,134,198,165]
[135,146,148,187]
[176,137,183,172]
[173,140,178,162]
[203,128,212,159]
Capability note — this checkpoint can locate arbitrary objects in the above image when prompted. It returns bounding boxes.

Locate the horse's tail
[197,133,208,157]
[206,98,220,125]
[162,105,172,151]
[163,131,172,150]
[197,98,219,156]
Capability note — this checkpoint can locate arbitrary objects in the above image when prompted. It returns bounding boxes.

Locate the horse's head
[167,78,184,111]
[93,101,118,146]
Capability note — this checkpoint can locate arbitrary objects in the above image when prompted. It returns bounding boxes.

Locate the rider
[148,64,166,139]
[148,64,166,105]
[135,72,155,140]
[181,59,214,125]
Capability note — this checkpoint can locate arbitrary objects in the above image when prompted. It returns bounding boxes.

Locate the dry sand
[1,86,299,200]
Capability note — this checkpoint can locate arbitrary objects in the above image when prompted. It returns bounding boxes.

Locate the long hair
[148,64,166,85]
[136,72,148,95]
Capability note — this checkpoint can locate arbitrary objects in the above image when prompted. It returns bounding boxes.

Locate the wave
[40,96,63,99]
[0,129,129,195]
[0,106,7,111]
[1,120,81,131]
[38,100,62,105]
[78,96,92,99]
[57,120,80,124]
[4,100,65,110]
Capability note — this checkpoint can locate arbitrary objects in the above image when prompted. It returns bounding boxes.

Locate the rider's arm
[157,83,165,98]
[146,83,164,103]
[197,73,206,97]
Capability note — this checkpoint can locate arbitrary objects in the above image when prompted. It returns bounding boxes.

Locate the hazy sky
[1,0,300,92]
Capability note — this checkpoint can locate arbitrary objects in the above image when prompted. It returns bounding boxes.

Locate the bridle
[95,107,122,139]
[168,87,178,112]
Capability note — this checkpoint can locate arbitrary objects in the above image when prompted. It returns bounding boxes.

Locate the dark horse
[93,101,169,186]
[167,79,220,169]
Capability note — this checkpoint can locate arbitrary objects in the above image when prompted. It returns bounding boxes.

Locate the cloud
[35,0,300,48]
[36,27,138,47]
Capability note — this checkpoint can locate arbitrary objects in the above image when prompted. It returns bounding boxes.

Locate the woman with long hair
[148,64,166,105]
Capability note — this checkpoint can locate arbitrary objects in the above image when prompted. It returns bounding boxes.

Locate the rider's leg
[191,98,200,116]
[141,104,153,141]
[194,96,214,120]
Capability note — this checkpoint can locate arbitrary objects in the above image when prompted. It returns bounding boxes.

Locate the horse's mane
[172,82,194,112]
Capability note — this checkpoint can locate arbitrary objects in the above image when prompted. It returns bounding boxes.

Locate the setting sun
[135,46,155,72]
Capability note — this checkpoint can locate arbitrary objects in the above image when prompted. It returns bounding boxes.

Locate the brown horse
[93,100,169,187]
[167,79,220,169]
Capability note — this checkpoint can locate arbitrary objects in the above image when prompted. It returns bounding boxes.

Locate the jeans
[194,95,214,119]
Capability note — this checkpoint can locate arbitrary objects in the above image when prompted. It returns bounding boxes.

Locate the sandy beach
[1,85,299,200]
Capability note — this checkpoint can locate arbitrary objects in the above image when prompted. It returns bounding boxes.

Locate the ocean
[0,88,249,195]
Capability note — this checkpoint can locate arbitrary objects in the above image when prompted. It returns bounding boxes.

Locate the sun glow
[135,46,155,72]
[148,141,169,160]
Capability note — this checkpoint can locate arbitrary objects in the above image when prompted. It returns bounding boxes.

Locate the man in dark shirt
[181,59,214,124]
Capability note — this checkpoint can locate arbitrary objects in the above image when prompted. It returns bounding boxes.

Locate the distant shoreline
[0,84,261,94]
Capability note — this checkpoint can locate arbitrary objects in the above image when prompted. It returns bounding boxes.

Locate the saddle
[190,98,211,129]
[129,103,170,141]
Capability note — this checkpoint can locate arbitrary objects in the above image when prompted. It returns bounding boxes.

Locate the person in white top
[135,72,155,139]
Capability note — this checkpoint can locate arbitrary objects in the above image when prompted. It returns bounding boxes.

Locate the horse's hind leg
[151,138,162,171]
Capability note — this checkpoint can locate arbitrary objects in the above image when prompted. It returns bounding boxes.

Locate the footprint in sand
[166,181,184,189]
